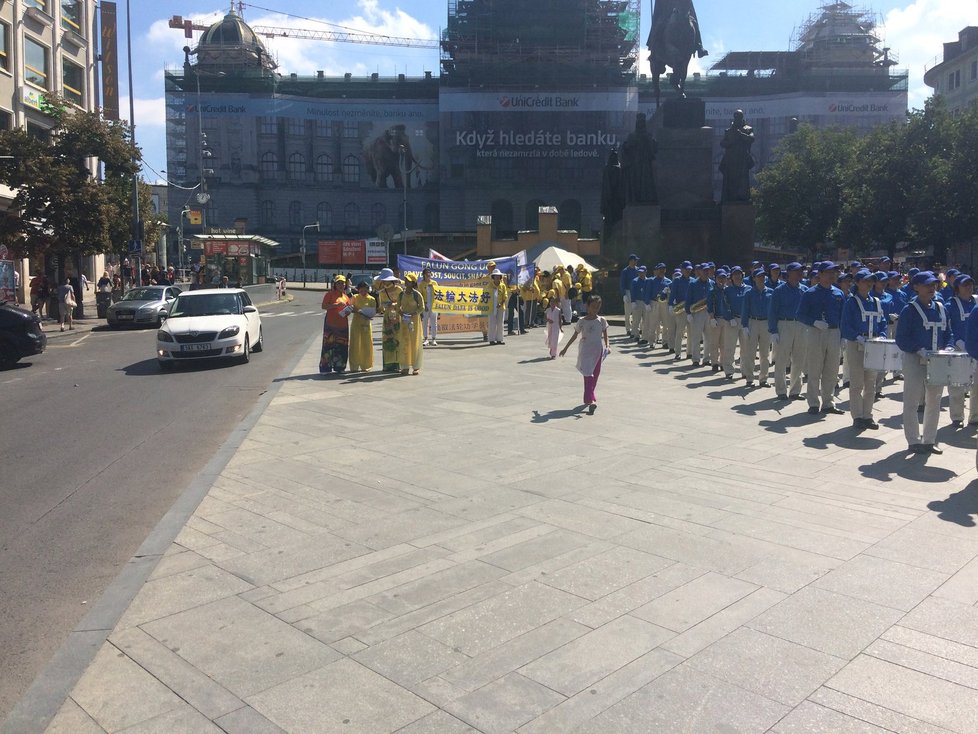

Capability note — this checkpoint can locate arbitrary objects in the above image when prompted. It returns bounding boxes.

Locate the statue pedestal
[620,205,662,264]
[721,203,755,265]
[661,97,706,129]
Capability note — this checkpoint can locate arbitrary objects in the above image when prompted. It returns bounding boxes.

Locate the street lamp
[300,222,320,288]
[178,207,191,271]
[398,145,420,256]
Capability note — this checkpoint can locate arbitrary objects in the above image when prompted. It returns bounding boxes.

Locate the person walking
[620,255,639,337]
[797,261,845,416]
[57,276,76,331]
[376,268,403,372]
[946,274,977,427]
[841,270,887,430]
[397,273,424,374]
[741,268,773,387]
[349,281,376,372]
[319,274,352,375]
[769,262,808,401]
[560,295,609,415]
[420,267,439,346]
[545,293,563,358]
[485,270,507,345]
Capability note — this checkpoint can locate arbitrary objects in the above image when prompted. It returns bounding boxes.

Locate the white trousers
[630,301,646,340]
[623,294,633,333]
[805,326,841,409]
[774,320,806,397]
[561,297,572,325]
[660,302,674,348]
[949,368,978,422]
[688,310,708,361]
[672,308,688,357]
[902,351,943,445]
[705,318,721,364]
[720,321,741,376]
[488,308,505,342]
[845,340,878,421]
[422,310,437,340]
[743,321,771,382]
[647,301,666,344]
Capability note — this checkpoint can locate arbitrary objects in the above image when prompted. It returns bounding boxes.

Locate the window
[316,202,332,228]
[314,154,333,182]
[287,152,305,180]
[25,0,47,11]
[260,151,277,177]
[206,200,219,227]
[61,0,82,32]
[0,22,9,72]
[371,203,386,227]
[558,200,582,232]
[342,155,360,183]
[316,120,333,137]
[289,200,302,228]
[260,200,275,227]
[343,121,358,138]
[24,37,49,89]
[258,116,276,135]
[62,58,83,106]
[344,202,360,228]
[0,110,10,131]
[286,118,303,136]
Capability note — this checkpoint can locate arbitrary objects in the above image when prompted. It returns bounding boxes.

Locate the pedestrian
[97,271,112,292]
[349,281,376,372]
[769,262,808,400]
[545,291,562,359]
[376,268,403,372]
[629,266,649,343]
[946,274,977,427]
[397,273,424,375]
[320,274,352,375]
[741,268,773,387]
[798,261,845,416]
[420,267,439,346]
[29,272,45,317]
[79,272,90,293]
[121,258,133,290]
[219,276,230,288]
[620,254,639,337]
[560,295,609,415]
[841,270,886,430]
[58,276,76,331]
[485,270,507,345]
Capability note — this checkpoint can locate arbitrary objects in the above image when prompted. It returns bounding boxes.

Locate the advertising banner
[366,241,388,264]
[397,255,518,282]
[319,239,388,266]
[427,285,491,316]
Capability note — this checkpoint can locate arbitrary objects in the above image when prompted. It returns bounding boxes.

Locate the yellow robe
[397,288,425,370]
[349,293,376,371]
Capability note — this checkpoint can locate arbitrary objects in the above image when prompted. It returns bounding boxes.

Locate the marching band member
[719,267,750,379]
[686,264,714,367]
[630,266,649,343]
[646,263,671,348]
[663,268,682,351]
[896,271,954,454]
[769,262,808,401]
[741,268,773,388]
[940,268,959,303]
[797,261,845,416]
[669,261,693,360]
[765,263,782,291]
[704,263,722,370]
[620,254,639,337]
[947,274,977,427]
[841,270,887,430]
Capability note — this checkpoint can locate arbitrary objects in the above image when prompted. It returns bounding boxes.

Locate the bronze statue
[620,114,658,205]
[600,148,626,227]
[647,0,708,105]
[719,110,755,203]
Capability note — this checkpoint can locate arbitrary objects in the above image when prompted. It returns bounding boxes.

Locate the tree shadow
[927,480,978,527]
[531,405,586,423]
[859,450,959,483]
[803,426,886,451]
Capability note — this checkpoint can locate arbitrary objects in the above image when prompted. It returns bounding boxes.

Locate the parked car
[106,285,181,328]
[0,301,47,368]
[156,288,263,369]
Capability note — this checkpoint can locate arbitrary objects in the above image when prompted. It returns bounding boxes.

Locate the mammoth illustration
[364,124,422,189]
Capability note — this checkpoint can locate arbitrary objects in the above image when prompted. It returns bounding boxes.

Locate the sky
[122,0,978,181]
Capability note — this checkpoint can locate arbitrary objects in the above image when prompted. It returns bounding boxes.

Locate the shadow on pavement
[859,450,959,483]
[927,480,978,527]
[518,357,554,364]
[731,394,784,417]
[705,385,752,401]
[339,371,403,383]
[531,406,586,423]
[121,359,234,376]
[757,410,824,434]
[0,361,33,372]
[803,426,885,451]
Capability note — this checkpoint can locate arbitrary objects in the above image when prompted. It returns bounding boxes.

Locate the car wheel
[238,336,250,364]
[252,326,263,353]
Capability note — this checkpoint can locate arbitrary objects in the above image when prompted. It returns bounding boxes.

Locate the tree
[0,97,160,259]
[754,124,857,260]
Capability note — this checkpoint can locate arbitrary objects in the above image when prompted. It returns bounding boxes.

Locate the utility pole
[301,222,320,288]
[126,0,140,286]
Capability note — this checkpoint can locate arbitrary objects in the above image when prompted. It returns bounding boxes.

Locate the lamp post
[178,207,190,273]
[301,222,320,288]
[398,145,419,256]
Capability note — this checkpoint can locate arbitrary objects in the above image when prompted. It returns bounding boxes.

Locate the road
[0,291,324,719]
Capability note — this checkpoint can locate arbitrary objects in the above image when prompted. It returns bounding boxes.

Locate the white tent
[517,243,598,273]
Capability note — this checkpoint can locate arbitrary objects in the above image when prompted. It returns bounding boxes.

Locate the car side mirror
[243,305,257,314]
[160,311,168,320]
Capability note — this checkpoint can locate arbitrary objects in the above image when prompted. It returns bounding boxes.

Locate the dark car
[0,301,47,368]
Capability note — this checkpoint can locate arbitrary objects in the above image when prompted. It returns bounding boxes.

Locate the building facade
[924,27,978,112]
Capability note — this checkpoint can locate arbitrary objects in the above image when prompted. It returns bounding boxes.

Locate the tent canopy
[517,242,597,273]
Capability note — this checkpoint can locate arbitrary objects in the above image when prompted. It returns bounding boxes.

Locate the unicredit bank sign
[441,89,638,113]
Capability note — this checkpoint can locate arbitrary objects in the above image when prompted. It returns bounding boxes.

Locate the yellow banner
[430,284,491,315]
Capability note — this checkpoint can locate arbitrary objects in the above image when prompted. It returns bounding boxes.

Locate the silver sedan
[106,286,181,328]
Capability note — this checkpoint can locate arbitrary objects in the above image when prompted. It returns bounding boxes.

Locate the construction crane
[168,2,439,50]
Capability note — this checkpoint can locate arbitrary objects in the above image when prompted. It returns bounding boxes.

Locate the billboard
[100,2,120,121]
[318,239,388,266]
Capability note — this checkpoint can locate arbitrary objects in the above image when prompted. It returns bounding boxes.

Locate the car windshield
[120,288,163,302]
[169,293,242,318]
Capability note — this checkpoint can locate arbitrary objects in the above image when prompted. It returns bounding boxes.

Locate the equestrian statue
[647,0,708,105]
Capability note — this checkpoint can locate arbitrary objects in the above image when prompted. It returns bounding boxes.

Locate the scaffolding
[440,0,640,87]
[790,2,898,71]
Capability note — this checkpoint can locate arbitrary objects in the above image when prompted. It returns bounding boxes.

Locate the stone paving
[21,322,978,733]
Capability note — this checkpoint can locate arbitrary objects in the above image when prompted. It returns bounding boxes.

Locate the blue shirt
[668,276,690,306]
[630,275,649,302]
[647,276,672,303]
[686,278,714,314]
[965,308,978,360]
[939,283,955,303]
[896,299,953,353]
[620,266,638,295]
[884,287,907,319]
[717,282,750,321]
[768,282,806,334]
[742,284,773,327]
[841,293,887,341]
[797,284,845,328]
[947,296,976,344]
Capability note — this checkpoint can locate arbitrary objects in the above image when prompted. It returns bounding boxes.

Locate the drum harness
[855,295,883,341]
[911,299,947,352]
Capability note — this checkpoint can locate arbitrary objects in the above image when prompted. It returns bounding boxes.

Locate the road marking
[70,334,90,347]
[2,377,24,384]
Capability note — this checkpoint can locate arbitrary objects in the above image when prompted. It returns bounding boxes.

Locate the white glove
[729,319,739,328]
[889,313,898,323]
[856,335,866,344]
[814,320,829,330]
[709,318,718,328]
[770,332,780,345]
[646,303,653,312]
[944,346,956,353]
[956,340,966,352]
[686,314,693,323]
[917,348,928,365]
[741,326,749,337]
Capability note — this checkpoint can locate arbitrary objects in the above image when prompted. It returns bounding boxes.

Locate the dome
[200,7,264,51]
[194,7,276,73]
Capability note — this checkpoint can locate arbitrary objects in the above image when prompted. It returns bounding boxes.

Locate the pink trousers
[583,357,602,404]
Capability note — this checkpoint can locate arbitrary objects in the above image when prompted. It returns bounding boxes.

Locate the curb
[1,331,319,734]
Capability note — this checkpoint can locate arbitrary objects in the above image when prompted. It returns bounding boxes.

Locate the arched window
[289,201,302,229]
[525,199,545,230]
[316,202,332,229]
[314,154,333,183]
[260,151,277,178]
[558,199,582,232]
[342,155,360,184]
[490,199,514,239]
[287,153,305,181]
[259,200,275,227]
[344,202,360,229]
[371,202,386,228]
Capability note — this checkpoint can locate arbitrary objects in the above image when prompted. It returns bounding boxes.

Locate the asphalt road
[0,291,324,719]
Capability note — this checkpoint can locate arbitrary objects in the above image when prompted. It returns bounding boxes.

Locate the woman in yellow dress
[376,268,403,372]
[349,281,376,372]
[397,273,425,374]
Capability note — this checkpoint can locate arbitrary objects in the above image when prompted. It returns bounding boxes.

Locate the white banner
[640,91,907,123]
[441,89,638,113]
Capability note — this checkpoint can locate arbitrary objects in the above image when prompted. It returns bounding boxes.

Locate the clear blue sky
[123,0,975,179]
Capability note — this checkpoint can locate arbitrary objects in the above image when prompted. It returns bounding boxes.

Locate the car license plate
[181,344,211,352]
[117,314,133,320]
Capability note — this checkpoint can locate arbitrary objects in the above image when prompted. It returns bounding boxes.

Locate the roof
[200,8,266,52]
[191,234,279,248]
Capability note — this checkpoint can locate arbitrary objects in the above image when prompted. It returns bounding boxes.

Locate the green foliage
[0,97,145,258]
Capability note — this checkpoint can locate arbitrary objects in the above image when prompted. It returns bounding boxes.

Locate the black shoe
[759,381,770,388]
[725,373,734,380]
[692,361,700,367]
[853,419,865,430]
[775,393,787,400]
[638,339,649,345]
[807,405,820,415]
[674,355,681,361]
[713,364,721,373]
[910,443,927,454]
[507,331,517,336]
[952,420,963,428]
[483,335,489,342]
[520,330,528,334]
[588,403,597,415]
[822,406,845,415]
[864,419,879,430]
[875,392,884,399]
[928,444,944,455]
[790,394,805,401]
[746,380,755,387]
[667,348,675,354]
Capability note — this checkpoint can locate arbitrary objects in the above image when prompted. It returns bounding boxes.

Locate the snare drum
[926,351,976,387]
[863,338,901,371]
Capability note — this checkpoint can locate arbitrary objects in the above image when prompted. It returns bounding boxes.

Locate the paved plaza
[9,320,978,734]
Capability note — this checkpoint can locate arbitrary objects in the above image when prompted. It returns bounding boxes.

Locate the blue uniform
[668,276,690,308]
[896,299,953,353]
[719,282,750,321]
[939,283,955,303]
[947,296,976,346]
[742,284,772,328]
[647,276,672,303]
[768,282,806,335]
[884,287,907,320]
[630,276,649,303]
[685,278,714,314]
[620,265,638,295]
[797,284,845,328]
[965,308,978,360]
[841,293,887,341]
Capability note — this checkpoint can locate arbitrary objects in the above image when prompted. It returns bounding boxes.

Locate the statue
[719,109,755,203]
[647,0,708,105]
[600,148,626,228]
[620,114,658,205]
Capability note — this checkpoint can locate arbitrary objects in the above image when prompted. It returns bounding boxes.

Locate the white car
[156,288,263,369]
